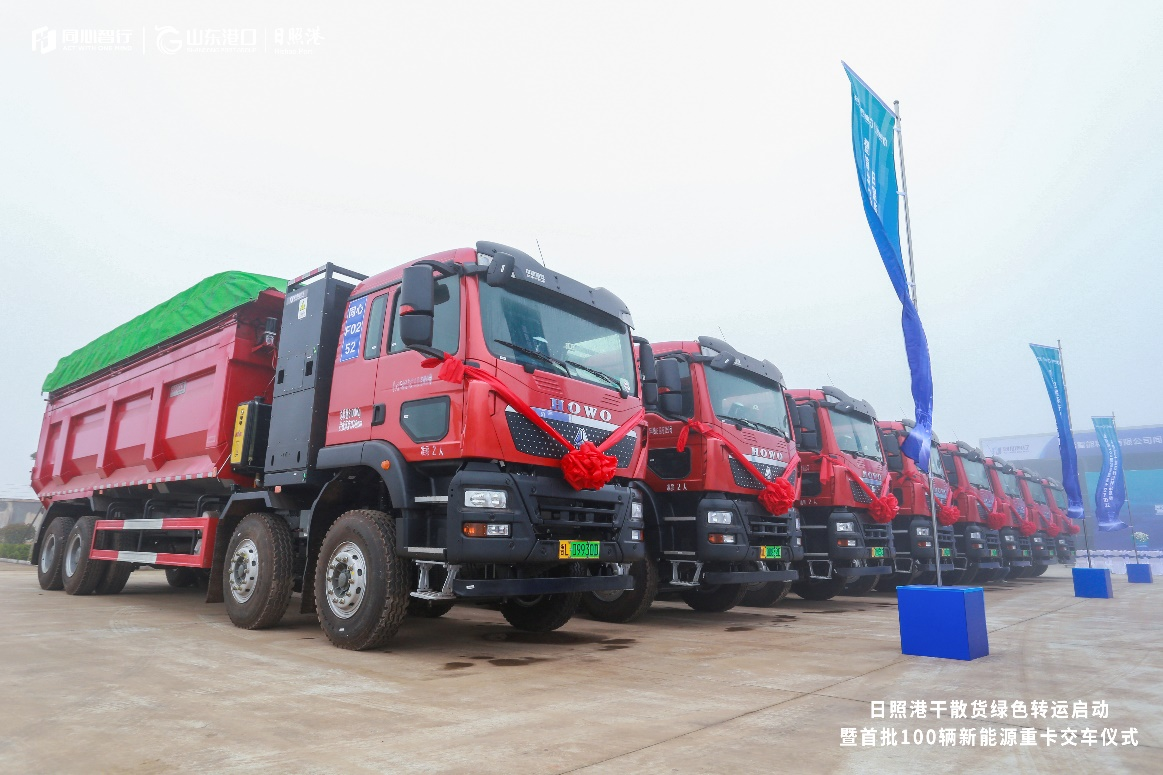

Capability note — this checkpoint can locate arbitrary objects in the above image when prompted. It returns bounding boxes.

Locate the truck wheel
[37,516,77,591]
[1030,564,1048,577]
[679,580,747,613]
[792,573,846,601]
[223,513,295,630]
[63,517,109,596]
[500,563,583,632]
[885,568,917,589]
[943,566,977,585]
[315,510,408,650]
[845,572,880,595]
[408,598,455,618]
[1006,565,1027,580]
[740,580,792,608]
[166,567,198,588]
[580,557,658,623]
[914,571,937,585]
[95,562,133,595]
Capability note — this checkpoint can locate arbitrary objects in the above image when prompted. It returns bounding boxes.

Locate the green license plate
[760,545,783,560]
[941,548,952,557]
[559,540,600,560]
[990,549,999,556]
[1022,550,1030,556]
[870,547,886,558]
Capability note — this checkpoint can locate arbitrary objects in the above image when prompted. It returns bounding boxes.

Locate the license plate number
[940,548,952,557]
[870,547,885,558]
[990,549,998,556]
[1022,550,1030,556]
[559,540,600,560]
[760,546,783,560]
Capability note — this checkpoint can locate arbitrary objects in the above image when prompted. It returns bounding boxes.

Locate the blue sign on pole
[1092,417,1129,531]
[843,62,934,472]
[1029,343,1085,520]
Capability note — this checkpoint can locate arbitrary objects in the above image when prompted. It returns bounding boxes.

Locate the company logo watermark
[31,25,323,55]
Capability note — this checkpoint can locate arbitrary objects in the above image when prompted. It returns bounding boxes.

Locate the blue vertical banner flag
[842,62,934,471]
[1091,417,1129,531]
[1029,343,1085,520]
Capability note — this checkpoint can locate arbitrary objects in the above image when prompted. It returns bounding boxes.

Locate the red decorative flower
[560,441,618,491]
[1068,522,1082,535]
[938,503,961,526]
[1045,521,1061,538]
[1018,519,1037,537]
[759,478,796,516]
[986,510,1008,531]
[868,493,899,524]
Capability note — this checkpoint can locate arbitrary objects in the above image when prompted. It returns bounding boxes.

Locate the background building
[981,424,1163,551]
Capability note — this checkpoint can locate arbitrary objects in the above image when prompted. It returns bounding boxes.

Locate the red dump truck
[32,243,650,649]
[580,337,802,621]
[785,387,896,599]
[1043,478,1080,565]
[935,441,1005,583]
[1015,467,1058,576]
[983,456,1036,579]
[876,420,957,586]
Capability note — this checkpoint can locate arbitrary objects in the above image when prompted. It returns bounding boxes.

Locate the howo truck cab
[936,442,1004,583]
[877,421,957,586]
[984,456,1035,580]
[582,337,802,621]
[1016,468,1058,576]
[1043,478,1079,566]
[786,387,896,600]
[31,242,650,650]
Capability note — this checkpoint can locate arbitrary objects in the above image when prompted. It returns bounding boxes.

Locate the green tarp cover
[43,271,286,393]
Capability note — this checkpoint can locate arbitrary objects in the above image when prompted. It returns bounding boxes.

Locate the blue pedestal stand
[1072,567,1114,597]
[897,586,989,661]
[1126,564,1153,584]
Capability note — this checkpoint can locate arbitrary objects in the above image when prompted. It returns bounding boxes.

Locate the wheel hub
[229,538,259,604]
[64,532,83,578]
[325,542,366,619]
[40,534,57,573]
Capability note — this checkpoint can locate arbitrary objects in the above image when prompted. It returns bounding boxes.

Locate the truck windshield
[826,410,882,460]
[1050,487,1068,509]
[961,457,992,489]
[479,281,636,396]
[929,444,946,479]
[1026,480,1048,505]
[998,471,1022,498]
[704,368,789,437]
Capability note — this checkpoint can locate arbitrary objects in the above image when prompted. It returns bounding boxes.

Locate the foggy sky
[3,2,1161,498]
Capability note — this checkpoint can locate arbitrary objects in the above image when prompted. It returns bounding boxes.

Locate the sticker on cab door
[339,297,367,362]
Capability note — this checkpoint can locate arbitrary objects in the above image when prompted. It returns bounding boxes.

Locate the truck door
[371,276,464,459]
[326,290,393,444]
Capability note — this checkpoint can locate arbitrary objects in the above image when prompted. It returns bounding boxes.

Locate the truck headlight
[915,526,931,537]
[707,510,733,525]
[464,489,507,509]
[631,501,644,523]
[834,520,856,533]
[969,531,982,539]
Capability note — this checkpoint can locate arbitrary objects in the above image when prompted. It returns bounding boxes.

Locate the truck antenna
[717,325,727,340]
[535,239,547,267]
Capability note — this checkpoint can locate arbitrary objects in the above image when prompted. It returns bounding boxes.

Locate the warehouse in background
[981,425,1163,550]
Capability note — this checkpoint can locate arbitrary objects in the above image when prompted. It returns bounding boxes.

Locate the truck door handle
[372,404,386,426]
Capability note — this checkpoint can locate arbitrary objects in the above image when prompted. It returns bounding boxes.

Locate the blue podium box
[1072,567,1114,598]
[1126,564,1153,584]
[897,586,989,661]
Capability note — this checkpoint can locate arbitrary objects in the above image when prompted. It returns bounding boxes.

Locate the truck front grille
[862,524,891,543]
[506,410,636,468]
[728,457,789,490]
[849,479,872,505]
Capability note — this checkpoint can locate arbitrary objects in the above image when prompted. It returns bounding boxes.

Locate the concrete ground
[0,563,1157,774]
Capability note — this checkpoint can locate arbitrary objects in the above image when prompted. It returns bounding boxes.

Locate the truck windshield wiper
[563,359,627,397]
[717,413,763,432]
[749,420,789,439]
[493,339,569,376]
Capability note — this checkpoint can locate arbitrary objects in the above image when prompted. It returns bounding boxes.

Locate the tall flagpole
[895,99,942,586]
[1112,412,1140,564]
[1058,339,1092,568]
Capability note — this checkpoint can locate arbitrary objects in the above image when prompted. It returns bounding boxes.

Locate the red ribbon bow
[1068,522,1081,535]
[1045,520,1061,538]
[816,454,898,523]
[422,353,643,491]
[937,502,961,527]
[675,419,799,516]
[1018,518,1038,537]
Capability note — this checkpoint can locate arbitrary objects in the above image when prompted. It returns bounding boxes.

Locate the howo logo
[550,397,612,423]
[750,446,784,462]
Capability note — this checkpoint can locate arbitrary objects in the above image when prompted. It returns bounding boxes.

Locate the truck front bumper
[453,571,633,597]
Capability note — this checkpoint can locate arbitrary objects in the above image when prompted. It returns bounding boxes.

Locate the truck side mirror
[656,359,684,416]
[637,342,658,408]
[399,265,435,348]
[793,403,821,452]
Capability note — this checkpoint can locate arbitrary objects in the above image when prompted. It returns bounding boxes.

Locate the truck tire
[37,516,77,591]
[63,517,108,596]
[740,580,792,608]
[792,572,846,601]
[885,568,917,589]
[580,557,659,623]
[845,572,880,595]
[1030,564,1048,577]
[500,563,584,632]
[315,510,408,650]
[407,598,455,618]
[166,567,199,588]
[943,566,977,585]
[223,512,295,630]
[95,562,133,595]
[679,580,747,613]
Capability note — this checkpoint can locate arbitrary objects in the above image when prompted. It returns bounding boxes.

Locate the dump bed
[32,277,285,503]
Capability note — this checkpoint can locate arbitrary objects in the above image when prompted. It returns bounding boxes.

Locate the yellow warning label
[230,404,249,465]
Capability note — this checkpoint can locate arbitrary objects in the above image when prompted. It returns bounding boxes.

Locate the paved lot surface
[0,563,1158,773]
